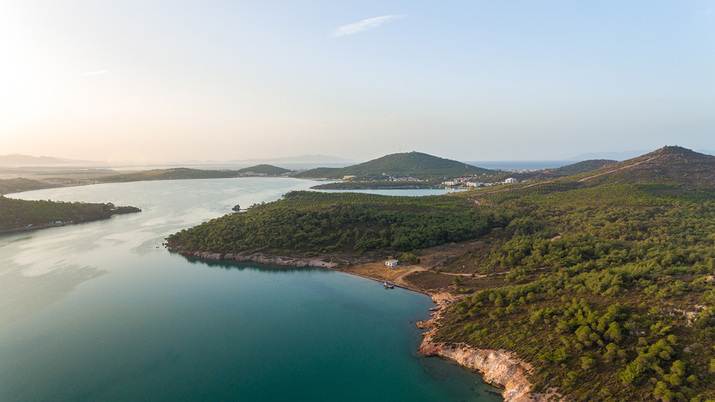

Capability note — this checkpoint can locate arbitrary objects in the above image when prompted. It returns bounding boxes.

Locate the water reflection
[180,255,326,274]
[0,265,106,326]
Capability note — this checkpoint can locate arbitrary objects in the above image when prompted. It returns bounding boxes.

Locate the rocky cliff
[417,294,554,402]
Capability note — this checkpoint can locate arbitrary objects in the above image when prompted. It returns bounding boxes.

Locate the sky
[1,1,714,165]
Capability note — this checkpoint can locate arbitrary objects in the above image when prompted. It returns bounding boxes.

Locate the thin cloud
[331,15,406,38]
[79,70,109,76]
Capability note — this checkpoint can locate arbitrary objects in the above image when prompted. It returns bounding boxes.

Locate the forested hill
[168,145,715,400]
[167,191,506,256]
[0,196,140,232]
[573,146,715,186]
[295,151,499,180]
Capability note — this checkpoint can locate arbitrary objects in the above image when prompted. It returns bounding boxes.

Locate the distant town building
[385,260,399,268]
[504,178,517,184]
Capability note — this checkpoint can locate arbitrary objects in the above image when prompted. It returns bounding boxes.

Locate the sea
[0,177,502,401]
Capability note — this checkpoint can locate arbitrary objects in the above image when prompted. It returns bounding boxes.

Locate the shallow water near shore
[0,178,501,401]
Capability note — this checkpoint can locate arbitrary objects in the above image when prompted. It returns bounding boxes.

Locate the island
[0,196,141,233]
[304,152,616,190]
[94,165,292,183]
[166,146,715,401]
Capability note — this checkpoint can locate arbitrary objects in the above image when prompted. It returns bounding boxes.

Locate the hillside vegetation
[167,191,508,257]
[0,178,57,195]
[551,159,617,175]
[0,196,140,232]
[167,146,715,400]
[296,151,500,180]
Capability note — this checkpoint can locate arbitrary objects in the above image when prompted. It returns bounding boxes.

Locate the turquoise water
[0,178,501,401]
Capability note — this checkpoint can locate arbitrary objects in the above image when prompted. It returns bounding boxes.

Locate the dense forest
[167,146,715,400]
[436,181,715,400]
[167,191,508,257]
[0,196,140,232]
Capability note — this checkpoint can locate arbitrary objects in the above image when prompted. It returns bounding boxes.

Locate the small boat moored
[383,281,395,289]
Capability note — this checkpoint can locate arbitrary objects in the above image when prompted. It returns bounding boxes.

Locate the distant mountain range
[0,154,103,167]
[0,153,354,169]
[229,154,355,165]
[180,155,356,169]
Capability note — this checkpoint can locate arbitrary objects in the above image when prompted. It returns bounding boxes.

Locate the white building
[441,181,460,186]
[504,178,517,184]
[385,260,399,268]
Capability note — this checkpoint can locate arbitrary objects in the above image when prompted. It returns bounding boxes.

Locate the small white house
[385,259,399,268]
[504,177,518,184]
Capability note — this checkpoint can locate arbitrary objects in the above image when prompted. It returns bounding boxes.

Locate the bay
[0,177,501,401]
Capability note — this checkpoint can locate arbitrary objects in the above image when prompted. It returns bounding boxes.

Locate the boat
[383,281,395,289]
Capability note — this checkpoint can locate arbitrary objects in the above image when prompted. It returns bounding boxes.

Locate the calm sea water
[0,178,501,401]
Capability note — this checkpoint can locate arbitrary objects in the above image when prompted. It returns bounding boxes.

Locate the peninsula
[167,146,715,400]
[0,196,141,233]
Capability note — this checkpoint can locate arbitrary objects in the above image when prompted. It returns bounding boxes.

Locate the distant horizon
[3,145,713,171]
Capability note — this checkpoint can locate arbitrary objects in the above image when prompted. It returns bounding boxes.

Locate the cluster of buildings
[342,175,424,182]
[441,177,518,188]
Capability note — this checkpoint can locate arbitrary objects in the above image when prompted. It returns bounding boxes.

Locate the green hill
[296,151,499,180]
[235,164,290,176]
[167,191,502,256]
[167,145,715,400]
[0,196,140,232]
[574,146,715,187]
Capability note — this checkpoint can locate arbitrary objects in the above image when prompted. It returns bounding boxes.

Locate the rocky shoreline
[171,247,551,401]
[417,293,558,401]
[417,293,549,401]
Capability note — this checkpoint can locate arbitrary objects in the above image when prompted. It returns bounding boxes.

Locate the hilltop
[234,164,291,176]
[296,151,499,180]
[573,146,715,187]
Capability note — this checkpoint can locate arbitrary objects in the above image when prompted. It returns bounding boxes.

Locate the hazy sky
[1,1,714,165]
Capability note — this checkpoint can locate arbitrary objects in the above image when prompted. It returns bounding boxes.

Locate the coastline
[173,248,548,401]
[417,293,555,402]
[0,207,142,235]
